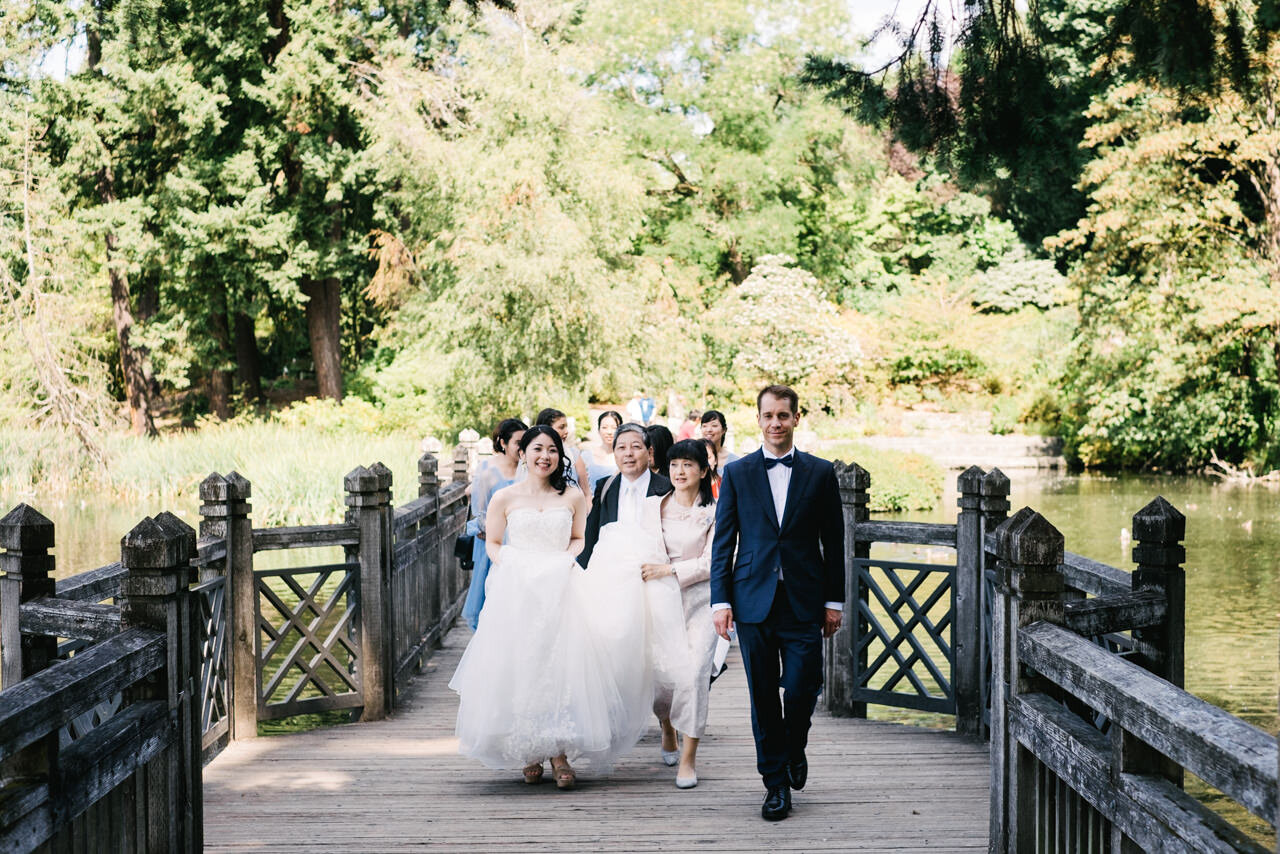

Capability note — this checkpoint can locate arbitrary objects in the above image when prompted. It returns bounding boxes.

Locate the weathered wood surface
[19,596,121,642]
[1018,621,1278,825]
[54,562,125,602]
[1061,551,1130,597]
[0,627,165,761]
[205,623,990,852]
[1009,692,1267,854]
[251,523,360,551]
[856,520,957,547]
[1062,589,1166,637]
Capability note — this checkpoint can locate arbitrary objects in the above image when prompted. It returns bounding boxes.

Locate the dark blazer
[577,470,673,567]
[709,449,844,624]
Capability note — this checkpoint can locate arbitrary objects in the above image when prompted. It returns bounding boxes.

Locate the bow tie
[764,455,794,470]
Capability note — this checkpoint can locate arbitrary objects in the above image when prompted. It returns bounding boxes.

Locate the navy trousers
[735,581,824,789]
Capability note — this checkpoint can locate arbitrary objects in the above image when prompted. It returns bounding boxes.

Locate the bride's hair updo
[667,439,715,506]
[518,424,570,495]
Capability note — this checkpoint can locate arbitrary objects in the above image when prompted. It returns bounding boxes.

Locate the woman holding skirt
[639,439,718,789]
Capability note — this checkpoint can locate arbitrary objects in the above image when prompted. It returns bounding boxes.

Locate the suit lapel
[603,477,622,524]
[779,451,811,533]
[750,451,780,532]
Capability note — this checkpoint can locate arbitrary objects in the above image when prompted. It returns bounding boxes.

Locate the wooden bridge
[1,440,1276,852]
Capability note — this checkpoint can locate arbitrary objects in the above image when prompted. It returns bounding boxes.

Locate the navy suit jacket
[709,449,845,624]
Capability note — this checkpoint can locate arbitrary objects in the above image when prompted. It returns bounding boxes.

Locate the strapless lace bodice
[504,507,573,553]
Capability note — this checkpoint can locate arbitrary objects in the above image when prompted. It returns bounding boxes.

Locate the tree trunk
[234,311,263,403]
[106,243,157,436]
[208,293,233,420]
[725,241,750,284]
[100,193,157,436]
[301,275,344,400]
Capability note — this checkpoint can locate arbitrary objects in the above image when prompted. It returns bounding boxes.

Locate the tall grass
[1,424,437,526]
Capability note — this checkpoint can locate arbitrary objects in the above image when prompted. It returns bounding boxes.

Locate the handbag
[453,532,476,571]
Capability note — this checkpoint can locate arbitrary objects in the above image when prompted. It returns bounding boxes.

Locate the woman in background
[461,418,527,630]
[699,410,738,475]
[583,410,622,490]
[646,424,674,477]
[701,438,721,499]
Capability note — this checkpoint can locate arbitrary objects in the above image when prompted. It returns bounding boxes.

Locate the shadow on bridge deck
[204,623,990,852]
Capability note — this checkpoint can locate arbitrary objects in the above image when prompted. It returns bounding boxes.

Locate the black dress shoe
[761,785,791,821]
[787,755,808,790]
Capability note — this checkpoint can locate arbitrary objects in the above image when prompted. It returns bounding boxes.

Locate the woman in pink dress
[640,439,718,789]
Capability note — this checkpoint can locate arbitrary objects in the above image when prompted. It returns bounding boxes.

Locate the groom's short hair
[613,422,651,448]
[757,384,799,413]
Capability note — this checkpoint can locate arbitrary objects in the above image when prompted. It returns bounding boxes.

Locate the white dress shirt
[711,447,842,614]
[617,469,651,525]
[761,446,793,528]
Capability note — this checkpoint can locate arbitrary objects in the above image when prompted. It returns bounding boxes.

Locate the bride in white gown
[449,425,653,789]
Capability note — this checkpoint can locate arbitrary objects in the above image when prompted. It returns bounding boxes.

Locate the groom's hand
[713,607,734,640]
[823,608,842,638]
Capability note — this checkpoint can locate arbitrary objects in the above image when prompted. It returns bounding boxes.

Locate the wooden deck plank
[203,622,990,852]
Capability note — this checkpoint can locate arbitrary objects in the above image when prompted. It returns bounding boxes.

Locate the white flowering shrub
[713,255,863,405]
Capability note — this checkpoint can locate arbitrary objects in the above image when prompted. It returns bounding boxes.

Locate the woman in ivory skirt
[639,439,718,789]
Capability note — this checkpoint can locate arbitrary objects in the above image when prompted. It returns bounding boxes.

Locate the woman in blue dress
[461,418,527,630]
[583,409,622,490]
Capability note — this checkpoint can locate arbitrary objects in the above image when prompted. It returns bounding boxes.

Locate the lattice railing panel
[255,563,362,720]
[195,575,230,744]
[852,558,955,714]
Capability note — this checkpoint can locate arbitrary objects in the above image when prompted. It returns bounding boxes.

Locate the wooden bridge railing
[0,507,203,852]
[823,462,1012,737]
[989,502,1277,852]
[0,445,475,851]
[823,463,1277,850]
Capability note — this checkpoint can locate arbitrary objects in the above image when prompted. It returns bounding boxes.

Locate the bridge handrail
[0,627,165,762]
[53,561,125,601]
[1018,620,1277,825]
[854,519,957,547]
[251,522,359,550]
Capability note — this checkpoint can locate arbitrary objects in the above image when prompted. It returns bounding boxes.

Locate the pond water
[5,471,1277,730]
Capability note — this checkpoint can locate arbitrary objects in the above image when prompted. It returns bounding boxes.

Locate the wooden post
[1113,495,1187,801]
[978,467,1011,740]
[418,451,440,499]
[826,462,869,718]
[0,504,58,786]
[346,464,394,720]
[453,432,476,484]
[0,504,56,692]
[1130,495,1185,689]
[120,514,202,853]
[990,507,1064,854]
[953,465,985,738]
[200,471,255,742]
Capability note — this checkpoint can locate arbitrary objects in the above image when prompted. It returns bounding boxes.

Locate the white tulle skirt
[449,525,655,773]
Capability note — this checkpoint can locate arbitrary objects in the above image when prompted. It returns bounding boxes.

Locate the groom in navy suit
[710,384,845,821]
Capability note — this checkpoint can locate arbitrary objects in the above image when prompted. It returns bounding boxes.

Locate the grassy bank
[1,424,433,526]
[820,441,945,512]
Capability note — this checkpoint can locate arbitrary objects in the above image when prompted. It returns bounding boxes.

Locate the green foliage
[973,247,1069,312]
[1053,78,1280,469]
[821,441,945,512]
[890,346,985,386]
